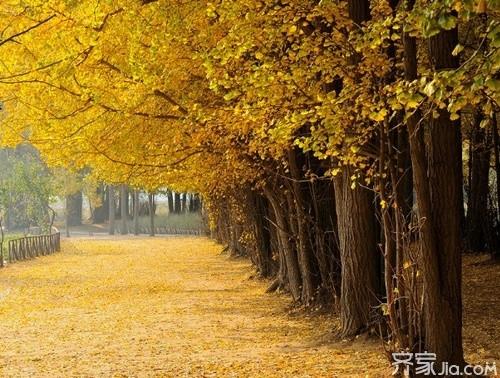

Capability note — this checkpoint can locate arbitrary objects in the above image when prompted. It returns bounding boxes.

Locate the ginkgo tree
[0,0,498,371]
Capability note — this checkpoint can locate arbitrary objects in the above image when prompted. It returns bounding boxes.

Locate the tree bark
[193,194,201,212]
[288,149,315,304]
[253,192,274,277]
[167,190,174,214]
[174,192,181,214]
[311,176,341,304]
[181,193,187,213]
[466,113,490,252]
[264,186,302,302]
[120,185,128,235]
[108,185,115,235]
[420,24,464,366]
[331,0,380,339]
[334,167,379,337]
[403,7,464,363]
[148,193,155,236]
[92,184,108,224]
[133,190,140,235]
[124,186,130,218]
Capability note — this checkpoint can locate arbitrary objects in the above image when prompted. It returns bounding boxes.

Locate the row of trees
[72,187,201,226]
[104,187,201,236]
[0,146,202,235]
[0,145,93,234]
[0,0,498,370]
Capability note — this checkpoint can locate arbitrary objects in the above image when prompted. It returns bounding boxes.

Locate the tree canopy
[0,1,497,196]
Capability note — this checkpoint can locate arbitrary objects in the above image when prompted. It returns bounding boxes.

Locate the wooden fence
[6,232,61,263]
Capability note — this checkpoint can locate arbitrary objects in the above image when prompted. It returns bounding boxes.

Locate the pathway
[0,237,388,377]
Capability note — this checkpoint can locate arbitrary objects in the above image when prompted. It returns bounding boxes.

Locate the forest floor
[0,237,498,377]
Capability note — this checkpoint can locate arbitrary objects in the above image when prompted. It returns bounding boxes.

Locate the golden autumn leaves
[0,0,497,202]
[0,237,390,376]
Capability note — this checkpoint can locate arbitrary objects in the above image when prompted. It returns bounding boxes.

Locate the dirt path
[0,237,389,377]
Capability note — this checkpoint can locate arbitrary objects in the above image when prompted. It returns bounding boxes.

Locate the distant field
[135,213,204,230]
[57,212,205,235]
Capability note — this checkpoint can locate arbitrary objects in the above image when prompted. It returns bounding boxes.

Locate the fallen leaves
[0,238,496,377]
[0,237,390,377]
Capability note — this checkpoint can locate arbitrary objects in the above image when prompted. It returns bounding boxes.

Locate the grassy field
[134,213,204,230]
[58,212,205,235]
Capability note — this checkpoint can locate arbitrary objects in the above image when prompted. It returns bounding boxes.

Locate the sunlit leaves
[0,0,498,203]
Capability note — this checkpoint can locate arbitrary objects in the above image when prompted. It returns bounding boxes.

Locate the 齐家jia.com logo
[392,351,497,376]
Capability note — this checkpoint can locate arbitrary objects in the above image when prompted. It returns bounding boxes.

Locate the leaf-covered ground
[462,255,500,367]
[0,237,498,377]
[0,237,388,377]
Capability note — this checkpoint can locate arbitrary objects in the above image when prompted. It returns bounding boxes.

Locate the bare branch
[0,15,56,47]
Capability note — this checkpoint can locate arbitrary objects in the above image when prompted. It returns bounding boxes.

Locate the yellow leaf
[331,168,341,176]
[369,109,387,122]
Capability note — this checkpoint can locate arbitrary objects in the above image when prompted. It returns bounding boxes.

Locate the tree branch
[0,15,56,47]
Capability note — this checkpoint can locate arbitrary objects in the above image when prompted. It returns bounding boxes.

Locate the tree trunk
[189,193,197,212]
[491,115,500,260]
[397,115,414,220]
[253,193,275,278]
[192,194,201,212]
[404,10,464,364]
[92,184,108,224]
[288,149,315,304]
[311,176,341,304]
[331,0,380,339]
[181,193,187,213]
[148,193,155,236]
[120,185,128,235]
[66,191,82,227]
[466,113,490,252]
[133,190,140,235]
[124,186,130,218]
[174,192,181,214]
[167,190,174,214]
[419,25,464,366]
[264,186,302,302]
[108,185,115,235]
[334,167,379,337]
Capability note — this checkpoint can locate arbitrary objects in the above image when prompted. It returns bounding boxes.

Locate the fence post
[5,232,62,265]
